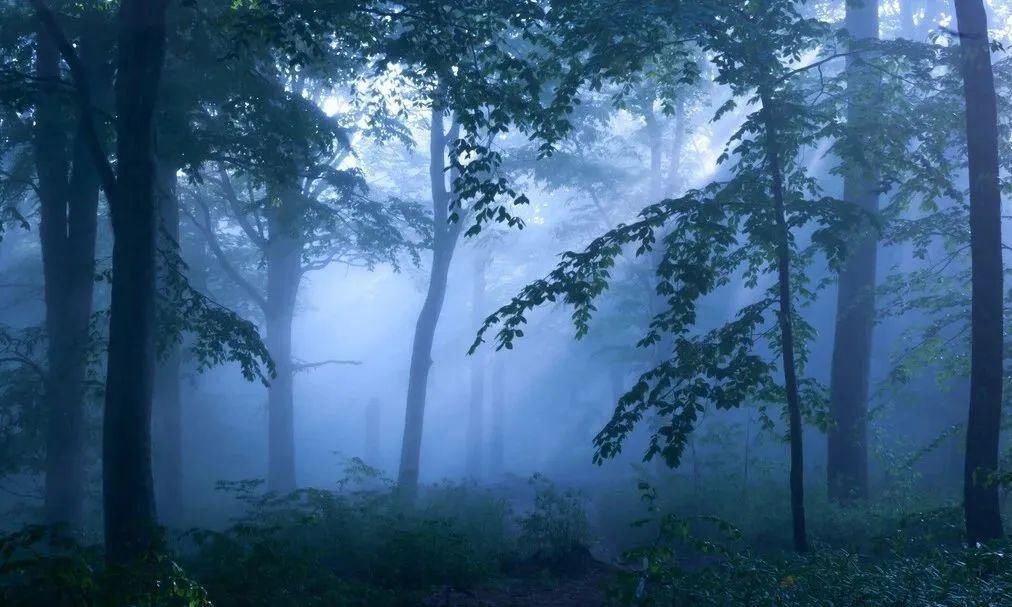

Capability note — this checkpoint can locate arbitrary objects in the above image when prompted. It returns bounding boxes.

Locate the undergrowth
[3,468,1012,607]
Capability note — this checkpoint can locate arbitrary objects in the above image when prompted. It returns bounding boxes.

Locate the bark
[34,23,106,530]
[101,0,169,565]
[153,159,183,524]
[828,0,879,503]
[954,0,1004,544]
[398,105,462,492]
[761,90,808,554]
[265,187,302,494]
[489,358,505,478]
[465,254,488,479]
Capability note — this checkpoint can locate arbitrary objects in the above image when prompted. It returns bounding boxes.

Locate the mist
[2,0,1012,605]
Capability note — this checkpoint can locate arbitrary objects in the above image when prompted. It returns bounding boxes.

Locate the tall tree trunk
[489,358,505,478]
[153,160,182,524]
[34,15,110,532]
[465,254,488,480]
[954,0,1004,545]
[828,0,880,503]
[101,0,168,565]
[265,193,301,494]
[761,90,808,554]
[398,105,461,492]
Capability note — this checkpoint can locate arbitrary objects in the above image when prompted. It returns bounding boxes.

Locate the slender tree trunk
[828,0,880,503]
[265,196,301,494]
[153,160,183,524]
[365,398,381,466]
[489,358,505,478]
[102,0,168,565]
[954,0,1004,545]
[761,90,808,553]
[465,255,488,480]
[398,105,460,492]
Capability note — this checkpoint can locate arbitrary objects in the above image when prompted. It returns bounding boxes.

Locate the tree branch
[292,358,363,373]
[184,191,268,312]
[214,165,268,249]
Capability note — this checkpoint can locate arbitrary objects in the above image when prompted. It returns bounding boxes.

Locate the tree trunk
[465,254,488,480]
[398,105,460,492]
[761,90,808,554]
[102,0,168,565]
[828,0,879,504]
[153,160,183,524]
[489,358,505,478]
[34,24,105,531]
[365,398,381,467]
[954,0,1004,545]
[265,193,301,494]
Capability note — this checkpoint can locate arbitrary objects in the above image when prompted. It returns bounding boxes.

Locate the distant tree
[465,250,490,480]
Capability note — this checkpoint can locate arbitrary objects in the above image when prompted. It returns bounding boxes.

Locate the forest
[0,0,1011,605]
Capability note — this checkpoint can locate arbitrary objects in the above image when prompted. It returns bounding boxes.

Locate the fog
[2,0,1012,604]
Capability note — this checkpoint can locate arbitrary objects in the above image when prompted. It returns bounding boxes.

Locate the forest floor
[423,563,615,606]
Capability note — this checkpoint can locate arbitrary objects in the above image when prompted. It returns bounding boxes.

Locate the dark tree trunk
[398,105,461,492]
[34,25,104,531]
[828,0,879,504]
[489,358,505,478]
[761,90,808,554]
[265,190,301,494]
[153,160,183,524]
[465,255,488,480]
[101,0,168,565]
[954,0,1004,545]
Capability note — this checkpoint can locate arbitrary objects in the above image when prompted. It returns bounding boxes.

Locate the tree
[471,0,892,554]
[828,0,880,503]
[465,250,489,480]
[953,0,1004,545]
[31,8,111,530]
[30,0,170,563]
[398,100,463,491]
[153,158,182,524]
[167,2,398,494]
